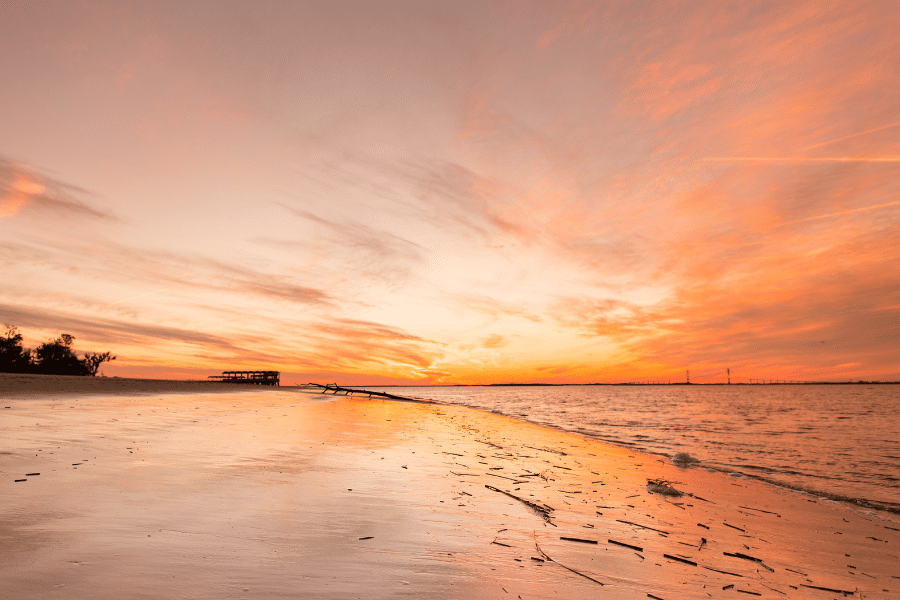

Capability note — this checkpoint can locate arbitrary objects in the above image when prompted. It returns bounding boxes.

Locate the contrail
[781,200,900,225]
[801,121,900,152]
[703,157,900,163]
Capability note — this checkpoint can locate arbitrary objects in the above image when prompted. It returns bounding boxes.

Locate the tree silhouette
[0,326,116,376]
[1,325,33,373]
[33,333,86,375]
[82,351,115,376]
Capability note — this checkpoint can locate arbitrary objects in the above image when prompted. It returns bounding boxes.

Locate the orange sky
[2,1,899,385]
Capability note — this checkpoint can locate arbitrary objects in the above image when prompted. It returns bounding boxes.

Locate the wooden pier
[208,371,280,386]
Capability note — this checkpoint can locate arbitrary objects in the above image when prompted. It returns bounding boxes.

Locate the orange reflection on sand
[2,385,898,598]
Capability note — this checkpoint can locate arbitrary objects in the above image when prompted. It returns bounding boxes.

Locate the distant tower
[686,370,690,384]
[727,368,731,385]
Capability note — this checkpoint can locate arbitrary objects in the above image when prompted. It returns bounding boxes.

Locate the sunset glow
[2,1,899,384]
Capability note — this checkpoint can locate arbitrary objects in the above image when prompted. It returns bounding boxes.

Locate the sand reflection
[2,389,898,599]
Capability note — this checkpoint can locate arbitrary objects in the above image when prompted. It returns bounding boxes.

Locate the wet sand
[2,377,899,598]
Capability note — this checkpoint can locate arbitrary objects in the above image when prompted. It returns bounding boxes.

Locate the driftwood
[616,519,670,535]
[533,531,604,586]
[799,584,855,596]
[702,565,744,577]
[476,439,503,449]
[738,505,780,517]
[608,539,643,551]
[485,472,527,483]
[304,383,426,402]
[663,553,697,566]
[525,445,567,456]
[724,551,762,562]
[647,478,684,497]
[485,485,553,523]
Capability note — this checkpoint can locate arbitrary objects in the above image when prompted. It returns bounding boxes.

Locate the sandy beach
[2,375,898,599]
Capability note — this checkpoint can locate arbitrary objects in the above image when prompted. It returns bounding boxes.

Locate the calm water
[370,384,900,513]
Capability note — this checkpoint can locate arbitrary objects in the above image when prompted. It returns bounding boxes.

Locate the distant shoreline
[0,372,282,396]
[359,380,900,388]
[3,373,897,396]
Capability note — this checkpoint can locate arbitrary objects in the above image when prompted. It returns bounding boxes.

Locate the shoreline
[361,382,900,387]
[6,374,899,515]
[443,403,900,518]
[366,383,900,518]
[2,378,899,598]
[0,372,282,396]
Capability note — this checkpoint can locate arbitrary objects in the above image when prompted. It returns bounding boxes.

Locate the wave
[372,384,900,516]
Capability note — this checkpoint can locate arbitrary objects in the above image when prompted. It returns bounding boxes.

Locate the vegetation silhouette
[1,325,115,376]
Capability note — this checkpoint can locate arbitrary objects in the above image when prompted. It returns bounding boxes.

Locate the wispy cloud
[552,222,900,381]
[0,301,249,355]
[0,156,116,221]
[3,2,900,382]
[2,238,335,308]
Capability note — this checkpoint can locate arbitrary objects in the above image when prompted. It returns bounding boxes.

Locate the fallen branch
[608,539,643,552]
[800,583,856,596]
[761,583,787,595]
[476,439,503,449]
[305,383,427,402]
[724,551,762,562]
[525,445,567,455]
[703,566,744,577]
[647,478,684,497]
[663,554,697,566]
[486,472,527,483]
[533,531,604,586]
[739,505,781,517]
[689,494,714,503]
[616,519,670,535]
[485,485,554,523]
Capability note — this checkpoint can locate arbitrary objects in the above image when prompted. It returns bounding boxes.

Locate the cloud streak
[0,156,116,222]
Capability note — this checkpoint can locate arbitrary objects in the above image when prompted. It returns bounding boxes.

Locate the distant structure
[727,368,731,385]
[208,370,280,386]
[686,370,690,384]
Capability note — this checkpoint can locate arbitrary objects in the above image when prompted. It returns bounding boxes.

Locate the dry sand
[0,373,248,396]
[2,375,899,599]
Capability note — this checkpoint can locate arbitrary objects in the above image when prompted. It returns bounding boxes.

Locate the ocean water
[369,384,900,514]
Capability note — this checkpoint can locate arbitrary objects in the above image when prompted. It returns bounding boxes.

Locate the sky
[2,1,899,385]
